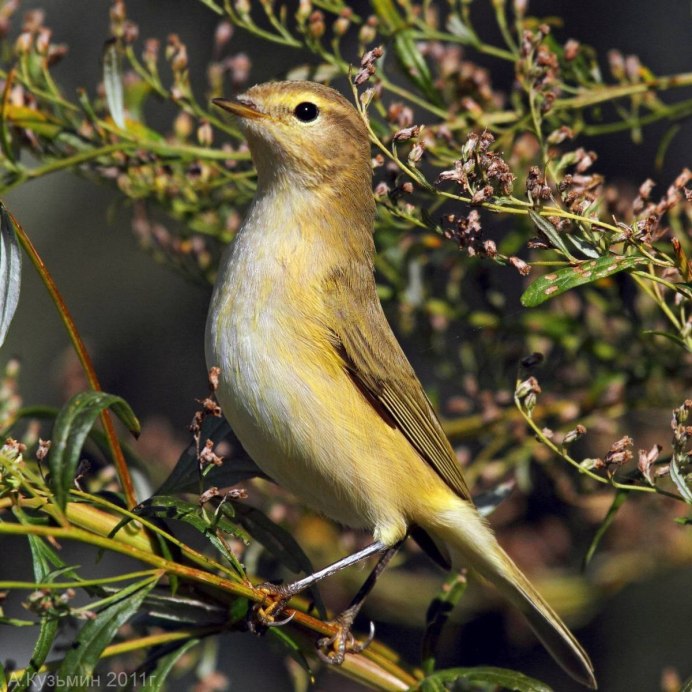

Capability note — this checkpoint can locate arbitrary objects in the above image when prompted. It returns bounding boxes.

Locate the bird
[206,79,596,688]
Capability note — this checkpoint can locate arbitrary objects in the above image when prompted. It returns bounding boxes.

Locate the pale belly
[205,263,440,544]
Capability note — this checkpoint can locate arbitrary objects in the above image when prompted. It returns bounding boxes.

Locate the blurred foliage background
[0,1,690,690]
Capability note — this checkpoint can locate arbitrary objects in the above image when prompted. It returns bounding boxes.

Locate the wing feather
[323,267,471,502]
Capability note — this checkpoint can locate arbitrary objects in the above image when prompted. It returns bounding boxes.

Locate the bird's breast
[204,204,435,540]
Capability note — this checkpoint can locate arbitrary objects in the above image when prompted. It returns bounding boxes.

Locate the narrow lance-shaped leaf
[445,14,478,45]
[529,210,577,261]
[565,232,601,259]
[267,627,315,683]
[140,639,200,692]
[12,617,59,692]
[16,519,64,690]
[671,237,692,281]
[49,391,140,510]
[670,453,692,504]
[7,405,148,476]
[421,572,468,675]
[133,495,248,579]
[222,501,327,617]
[0,205,22,348]
[521,255,648,307]
[583,490,627,568]
[57,577,157,685]
[413,666,552,692]
[228,502,314,577]
[393,32,443,107]
[103,39,125,129]
[1,70,17,164]
[139,590,229,627]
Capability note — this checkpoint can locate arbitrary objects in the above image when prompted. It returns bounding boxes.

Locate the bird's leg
[251,540,392,630]
[316,540,403,664]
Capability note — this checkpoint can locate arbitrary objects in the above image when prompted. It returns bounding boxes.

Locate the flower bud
[308,11,325,39]
[197,120,213,147]
[333,16,350,36]
[296,0,312,22]
[408,143,425,166]
[215,21,233,53]
[358,16,378,45]
[235,0,251,15]
[15,31,32,55]
[122,20,139,45]
[562,424,586,445]
[35,27,50,55]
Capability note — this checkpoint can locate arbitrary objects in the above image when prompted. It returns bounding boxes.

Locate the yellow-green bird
[206,80,596,688]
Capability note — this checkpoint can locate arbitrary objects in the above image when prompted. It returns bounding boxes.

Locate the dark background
[1,1,691,690]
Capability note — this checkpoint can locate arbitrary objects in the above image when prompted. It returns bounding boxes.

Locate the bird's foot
[248,583,296,634]
[316,615,376,664]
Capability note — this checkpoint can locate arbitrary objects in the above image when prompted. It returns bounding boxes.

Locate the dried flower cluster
[190,367,225,470]
[437,131,515,199]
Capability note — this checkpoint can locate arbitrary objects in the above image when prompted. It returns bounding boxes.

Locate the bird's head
[213,81,372,193]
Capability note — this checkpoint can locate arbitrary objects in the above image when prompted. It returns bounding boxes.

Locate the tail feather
[425,500,597,689]
[487,555,597,689]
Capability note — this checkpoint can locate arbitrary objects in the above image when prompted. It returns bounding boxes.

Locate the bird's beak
[212,96,267,120]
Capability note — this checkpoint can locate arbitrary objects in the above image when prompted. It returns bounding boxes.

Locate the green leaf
[139,590,229,627]
[21,511,81,583]
[28,534,60,582]
[445,14,477,45]
[3,105,63,139]
[371,0,405,31]
[0,616,35,626]
[421,573,468,675]
[5,406,147,476]
[139,639,200,692]
[103,39,125,129]
[49,391,140,510]
[155,417,265,495]
[0,205,22,348]
[565,232,601,259]
[225,500,327,616]
[12,617,59,692]
[393,32,443,107]
[23,532,79,582]
[228,502,314,577]
[134,495,248,577]
[267,627,315,683]
[412,666,552,692]
[642,329,689,347]
[57,577,157,686]
[0,73,16,164]
[670,455,692,504]
[583,490,627,568]
[521,255,647,307]
[196,0,223,14]
[528,210,577,261]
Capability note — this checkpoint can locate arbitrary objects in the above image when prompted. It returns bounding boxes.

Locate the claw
[265,609,295,627]
[350,620,376,653]
[316,618,376,664]
[248,583,295,633]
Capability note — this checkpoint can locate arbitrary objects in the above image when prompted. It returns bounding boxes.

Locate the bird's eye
[293,102,319,123]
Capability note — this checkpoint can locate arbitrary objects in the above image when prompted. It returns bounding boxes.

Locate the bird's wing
[323,269,472,502]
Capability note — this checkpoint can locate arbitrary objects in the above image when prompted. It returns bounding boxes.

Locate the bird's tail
[422,497,597,689]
